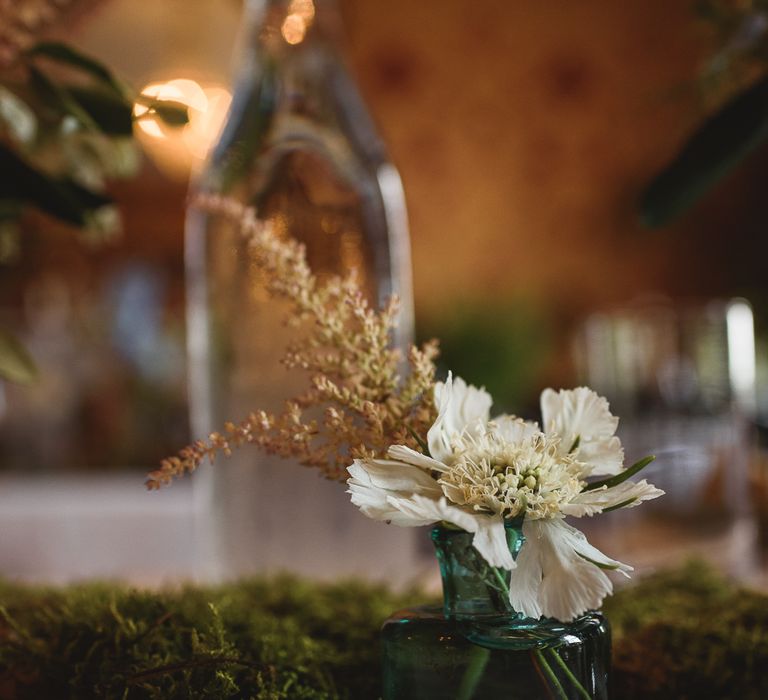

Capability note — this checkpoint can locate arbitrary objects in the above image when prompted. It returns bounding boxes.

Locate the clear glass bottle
[382,524,611,699]
[185,0,418,580]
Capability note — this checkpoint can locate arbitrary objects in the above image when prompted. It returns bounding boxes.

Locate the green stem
[534,649,569,700]
[456,644,491,700]
[583,455,655,491]
[490,566,591,699]
[530,650,557,700]
[405,424,429,454]
[472,567,591,699]
[547,648,592,700]
[454,566,508,700]
[491,566,511,598]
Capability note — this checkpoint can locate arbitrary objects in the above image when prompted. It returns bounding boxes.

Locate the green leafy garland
[0,41,187,385]
[642,1,768,227]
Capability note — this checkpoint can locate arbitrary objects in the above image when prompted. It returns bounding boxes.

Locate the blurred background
[1,0,768,587]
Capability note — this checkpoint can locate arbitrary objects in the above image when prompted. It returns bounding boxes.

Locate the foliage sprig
[146,195,439,487]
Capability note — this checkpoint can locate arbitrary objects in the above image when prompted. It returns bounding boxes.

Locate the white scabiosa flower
[346,374,664,622]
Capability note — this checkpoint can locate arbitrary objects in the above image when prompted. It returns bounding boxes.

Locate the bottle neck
[432,523,524,620]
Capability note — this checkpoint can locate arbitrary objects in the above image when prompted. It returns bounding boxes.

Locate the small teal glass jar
[381,522,611,699]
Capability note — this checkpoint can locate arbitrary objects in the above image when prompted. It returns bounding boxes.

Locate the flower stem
[473,567,590,699]
[546,647,592,700]
[491,566,511,597]
[534,648,569,700]
[405,424,429,454]
[530,650,557,700]
[490,566,591,699]
[454,565,506,700]
[456,644,491,700]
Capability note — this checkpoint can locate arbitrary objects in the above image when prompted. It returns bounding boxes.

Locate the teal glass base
[382,604,610,700]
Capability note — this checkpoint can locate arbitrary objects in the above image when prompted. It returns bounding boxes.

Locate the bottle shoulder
[204,46,388,187]
[382,605,611,652]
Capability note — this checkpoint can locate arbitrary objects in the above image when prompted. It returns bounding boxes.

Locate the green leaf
[67,86,133,136]
[0,199,22,221]
[406,425,429,454]
[0,143,112,226]
[150,101,189,126]
[27,42,152,134]
[27,41,127,98]
[0,329,37,384]
[29,66,100,132]
[601,497,638,513]
[134,96,189,126]
[640,76,768,228]
[60,176,114,211]
[82,205,122,243]
[0,217,21,263]
[0,86,37,146]
[576,552,624,571]
[583,455,656,492]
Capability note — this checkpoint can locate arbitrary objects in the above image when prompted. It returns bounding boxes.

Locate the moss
[0,577,424,700]
[0,562,766,699]
[603,561,768,699]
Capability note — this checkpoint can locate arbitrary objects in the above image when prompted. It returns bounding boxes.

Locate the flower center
[439,430,584,519]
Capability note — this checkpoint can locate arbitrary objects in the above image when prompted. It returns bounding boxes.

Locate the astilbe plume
[146,194,439,489]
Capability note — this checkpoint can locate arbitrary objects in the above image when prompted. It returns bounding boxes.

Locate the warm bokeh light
[181,85,232,160]
[133,78,232,179]
[281,0,315,45]
[281,14,306,44]
[291,0,316,20]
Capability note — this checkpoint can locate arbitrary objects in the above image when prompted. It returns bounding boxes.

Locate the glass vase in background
[572,298,759,580]
[185,0,419,581]
[382,524,611,699]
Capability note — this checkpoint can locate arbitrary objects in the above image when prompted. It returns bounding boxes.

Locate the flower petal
[489,415,540,444]
[388,444,449,473]
[428,373,492,463]
[566,522,633,579]
[385,493,474,529]
[347,481,413,525]
[577,436,625,478]
[508,519,630,621]
[562,479,665,517]
[348,459,442,493]
[506,525,543,619]
[541,387,624,476]
[541,387,618,438]
[470,514,517,570]
[386,494,515,570]
[347,459,441,525]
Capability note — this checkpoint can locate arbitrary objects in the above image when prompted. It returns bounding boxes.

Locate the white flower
[541,387,624,476]
[508,519,632,621]
[346,373,664,622]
